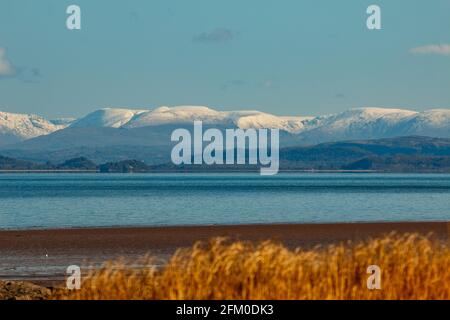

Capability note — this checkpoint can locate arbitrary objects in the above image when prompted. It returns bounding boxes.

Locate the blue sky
[0,0,449,118]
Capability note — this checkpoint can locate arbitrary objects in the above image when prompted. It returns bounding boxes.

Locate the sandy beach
[0,222,449,285]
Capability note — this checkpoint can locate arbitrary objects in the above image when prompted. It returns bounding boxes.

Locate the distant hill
[56,157,97,170]
[2,136,450,173]
[0,155,45,170]
[279,136,450,170]
[0,156,96,171]
[143,136,450,173]
[343,156,450,172]
[99,160,150,173]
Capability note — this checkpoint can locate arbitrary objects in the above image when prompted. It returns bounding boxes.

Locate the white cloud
[0,48,15,76]
[410,44,450,56]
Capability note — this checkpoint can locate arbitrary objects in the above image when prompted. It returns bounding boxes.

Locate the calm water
[0,173,449,230]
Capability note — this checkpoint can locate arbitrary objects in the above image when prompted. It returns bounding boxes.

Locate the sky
[0,0,449,119]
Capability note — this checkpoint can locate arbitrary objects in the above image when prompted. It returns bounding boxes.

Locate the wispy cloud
[193,28,234,44]
[410,44,450,56]
[0,47,42,83]
[0,48,15,76]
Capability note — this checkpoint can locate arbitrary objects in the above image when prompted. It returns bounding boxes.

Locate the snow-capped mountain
[395,109,450,137]
[1,106,450,153]
[295,107,420,144]
[296,108,450,144]
[70,108,147,128]
[0,111,67,146]
[64,105,450,141]
[70,106,311,133]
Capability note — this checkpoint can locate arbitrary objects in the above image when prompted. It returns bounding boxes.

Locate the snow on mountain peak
[335,107,417,120]
[0,111,65,145]
[124,106,225,128]
[352,107,416,114]
[122,106,312,132]
[399,109,450,137]
[293,107,424,143]
[415,109,450,126]
[70,108,147,128]
[230,112,310,133]
[67,106,450,140]
[1,106,450,147]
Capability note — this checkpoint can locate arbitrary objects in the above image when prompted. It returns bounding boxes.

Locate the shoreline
[2,170,448,173]
[2,219,450,232]
[0,170,379,173]
[1,221,449,285]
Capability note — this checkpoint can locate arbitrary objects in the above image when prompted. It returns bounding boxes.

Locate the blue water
[0,173,449,230]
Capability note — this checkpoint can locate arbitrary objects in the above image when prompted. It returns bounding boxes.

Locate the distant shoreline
[2,170,450,174]
[0,170,98,173]
[0,169,432,173]
[2,220,449,233]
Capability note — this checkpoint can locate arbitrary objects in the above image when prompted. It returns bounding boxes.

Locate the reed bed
[54,233,450,300]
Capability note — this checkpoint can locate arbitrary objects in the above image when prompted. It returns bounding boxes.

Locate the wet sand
[1,222,449,285]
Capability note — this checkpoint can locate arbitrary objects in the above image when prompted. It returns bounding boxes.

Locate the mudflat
[0,222,448,284]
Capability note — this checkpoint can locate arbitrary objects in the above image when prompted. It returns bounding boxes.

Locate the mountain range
[1,106,449,164]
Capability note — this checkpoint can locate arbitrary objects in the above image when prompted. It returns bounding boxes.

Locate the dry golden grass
[54,233,450,300]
